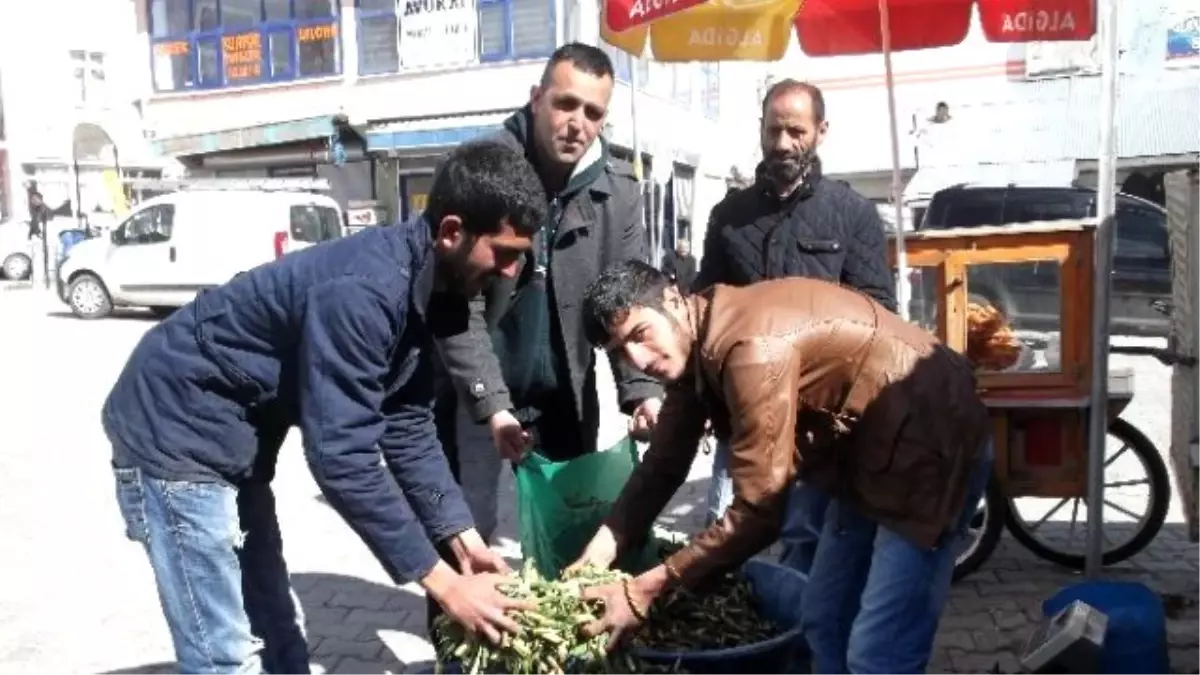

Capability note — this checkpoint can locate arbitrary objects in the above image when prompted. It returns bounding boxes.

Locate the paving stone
[328,591,391,611]
[1169,646,1200,674]
[335,655,405,674]
[934,629,976,652]
[310,637,384,662]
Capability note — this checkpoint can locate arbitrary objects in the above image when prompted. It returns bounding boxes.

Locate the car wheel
[2,253,32,281]
[67,273,113,319]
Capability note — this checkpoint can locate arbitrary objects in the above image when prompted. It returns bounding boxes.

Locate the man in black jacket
[104,141,543,674]
[696,79,897,577]
[431,43,662,615]
[661,237,697,291]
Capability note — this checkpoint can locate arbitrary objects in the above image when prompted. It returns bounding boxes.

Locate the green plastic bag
[515,436,660,579]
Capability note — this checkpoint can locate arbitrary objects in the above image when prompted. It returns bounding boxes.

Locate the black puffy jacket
[694,161,898,312]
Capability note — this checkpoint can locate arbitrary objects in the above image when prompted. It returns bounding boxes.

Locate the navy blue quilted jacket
[694,161,898,312]
[103,220,474,583]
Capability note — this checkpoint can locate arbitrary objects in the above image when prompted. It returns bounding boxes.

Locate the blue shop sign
[1166,17,1200,61]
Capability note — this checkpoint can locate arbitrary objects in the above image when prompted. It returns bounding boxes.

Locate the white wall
[0,0,158,221]
[754,0,1200,176]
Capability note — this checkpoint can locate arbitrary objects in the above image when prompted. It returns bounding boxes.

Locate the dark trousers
[426,392,462,637]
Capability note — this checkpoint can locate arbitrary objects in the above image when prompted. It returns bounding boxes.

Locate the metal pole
[1085,0,1120,578]
[878,0,910,320]
[630,59,654,267]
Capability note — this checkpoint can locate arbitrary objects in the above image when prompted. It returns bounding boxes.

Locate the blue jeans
[800,442,994,674]
[707,440,830,574]
[115,467,309,674]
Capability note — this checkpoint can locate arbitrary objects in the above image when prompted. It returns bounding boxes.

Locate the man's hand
[580,567,670,651]
[628,397,663,442]
[422,562,533,645]
[489,410,530,462]
[565,525,619,575]
[448,529,510,575]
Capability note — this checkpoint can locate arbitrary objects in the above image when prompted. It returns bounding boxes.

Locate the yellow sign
[155,40,190,57]
[102,170,130,218]
[222,32,262,81]
[601,3,650,55]
[298,23,338,43]
[602,0,800,61]
[650,0,797,61]
[410,192,429,213]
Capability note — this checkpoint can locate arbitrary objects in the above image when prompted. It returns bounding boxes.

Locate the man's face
[530,61,613,169]
[676,241,690,257]
[760,89,827,189]
[434,217,531,296]
[603,289,692,382]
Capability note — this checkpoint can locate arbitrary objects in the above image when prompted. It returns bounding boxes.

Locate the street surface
[0,287,1196,674]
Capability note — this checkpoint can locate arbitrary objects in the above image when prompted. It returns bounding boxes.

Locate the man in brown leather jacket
[571,261,993,674]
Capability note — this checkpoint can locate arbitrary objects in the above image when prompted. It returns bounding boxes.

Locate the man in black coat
[696,79,898,578]
[104,141,545,674]
[661,237,698,291]
[430,43,663,628]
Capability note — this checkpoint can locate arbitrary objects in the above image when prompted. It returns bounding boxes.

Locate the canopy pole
[877,0,910,320]
[630,60,655,267]
[1085,0,1120,579]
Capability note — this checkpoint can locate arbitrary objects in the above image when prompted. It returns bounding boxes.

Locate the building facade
[0,0,167,229]
[124,0,756,257]
[756,0,1199,222]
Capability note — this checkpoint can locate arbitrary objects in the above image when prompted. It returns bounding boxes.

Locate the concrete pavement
[0,289,1195,674]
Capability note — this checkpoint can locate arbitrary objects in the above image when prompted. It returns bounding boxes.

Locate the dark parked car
[912,185,1171,337]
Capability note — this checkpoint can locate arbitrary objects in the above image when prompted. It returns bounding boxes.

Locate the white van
[57,188,344,319]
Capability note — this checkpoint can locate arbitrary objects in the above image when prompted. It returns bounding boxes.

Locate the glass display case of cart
[891,221,1105,498]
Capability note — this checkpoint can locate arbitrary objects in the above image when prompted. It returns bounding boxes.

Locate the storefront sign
[649,0,795,61]
[1166,16,1200,62]
[399,0,478,68]
[222,32,262,81]
[979,0,1095,43]
[154,41,190,57]
[298,23,338,44]
[605,0,709,34]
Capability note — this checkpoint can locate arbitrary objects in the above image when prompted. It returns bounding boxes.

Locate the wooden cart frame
[891,221,1170,576]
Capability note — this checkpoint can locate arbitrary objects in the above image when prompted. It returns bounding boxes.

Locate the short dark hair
[761,79,826,124]
[426,140,547,237]
[582,260,672,346]
[541,42,615,86]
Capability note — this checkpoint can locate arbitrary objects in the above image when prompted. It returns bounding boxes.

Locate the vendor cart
[890,220,1172,580]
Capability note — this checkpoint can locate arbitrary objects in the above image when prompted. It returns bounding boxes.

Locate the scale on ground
[1019,600,1108,674]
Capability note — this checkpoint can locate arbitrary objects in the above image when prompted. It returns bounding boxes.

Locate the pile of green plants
[433,532,780,674]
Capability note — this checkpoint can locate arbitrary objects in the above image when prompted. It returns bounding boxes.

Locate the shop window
[0,70,6,141]
[0,150,9,220]
[599,42,648,85]
[148,0,341,92]
[400,174,433,221]
[70,50,107,106]
[699,62,719,119]
[356,0,555,75]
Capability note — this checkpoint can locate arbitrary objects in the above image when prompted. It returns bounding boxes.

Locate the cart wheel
[953,474,1007,582]
[1004,418,1171,570]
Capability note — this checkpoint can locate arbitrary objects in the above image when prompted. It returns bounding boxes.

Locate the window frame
[1114,204,1170,264]
[355,0,400,76]
[113,204,177,246]
[147,0,342,93]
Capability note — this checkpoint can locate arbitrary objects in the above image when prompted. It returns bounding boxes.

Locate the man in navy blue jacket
[103,140,546,674]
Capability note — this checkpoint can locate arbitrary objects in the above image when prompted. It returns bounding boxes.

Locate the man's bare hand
[489,410,530,461]
[628,398,663,442]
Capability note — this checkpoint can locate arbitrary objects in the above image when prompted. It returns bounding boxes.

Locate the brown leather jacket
[605,277,990,587]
